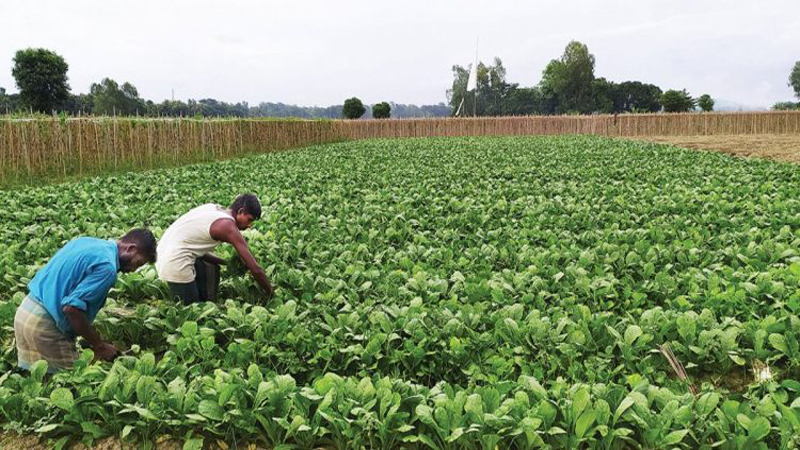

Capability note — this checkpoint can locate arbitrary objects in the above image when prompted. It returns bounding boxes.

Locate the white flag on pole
[466,63,478,92]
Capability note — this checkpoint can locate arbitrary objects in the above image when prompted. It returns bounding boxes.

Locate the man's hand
[210,219,275,298]
[93,342,119,361]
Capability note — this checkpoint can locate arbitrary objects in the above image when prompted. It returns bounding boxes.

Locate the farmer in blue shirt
[14,229,157,372]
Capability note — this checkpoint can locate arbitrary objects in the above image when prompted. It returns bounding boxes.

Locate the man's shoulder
[66,237,117,264]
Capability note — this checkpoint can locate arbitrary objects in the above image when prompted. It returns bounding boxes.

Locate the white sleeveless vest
[155,204,234,283]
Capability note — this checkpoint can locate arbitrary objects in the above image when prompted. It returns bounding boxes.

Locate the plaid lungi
[14,295,78,373]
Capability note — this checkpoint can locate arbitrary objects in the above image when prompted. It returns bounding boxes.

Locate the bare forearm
[235,247,273,294]
[63,306,103,348]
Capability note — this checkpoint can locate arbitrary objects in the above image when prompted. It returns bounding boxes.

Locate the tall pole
[474,38,479,118]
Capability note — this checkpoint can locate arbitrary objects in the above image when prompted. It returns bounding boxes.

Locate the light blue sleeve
[60,264,117,311]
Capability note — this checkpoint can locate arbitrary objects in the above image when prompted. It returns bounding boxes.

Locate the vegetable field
[1,135,800,448]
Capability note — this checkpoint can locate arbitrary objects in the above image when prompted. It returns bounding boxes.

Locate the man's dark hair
[230,193,262,219]
[120,228,157,263]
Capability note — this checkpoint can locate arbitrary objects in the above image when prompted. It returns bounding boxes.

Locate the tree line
[3,46,798,119]
[0,49,448,119]
[447,41,724,116]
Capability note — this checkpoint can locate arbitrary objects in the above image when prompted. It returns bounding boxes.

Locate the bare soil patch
[629,134,800,163]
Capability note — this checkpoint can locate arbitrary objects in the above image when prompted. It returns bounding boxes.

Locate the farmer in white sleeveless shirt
[156,193,274,303]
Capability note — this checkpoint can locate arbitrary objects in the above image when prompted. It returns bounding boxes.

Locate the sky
[0,0,798,109]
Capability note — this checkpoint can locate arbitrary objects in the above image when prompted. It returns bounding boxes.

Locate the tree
[660,89,696,112]
[447,64,471,115]
[772,101,799,111]
[342,97,366,119]
[697,94,714,112]
[539,41,596,114]
[11,48,70,113]
[90,78,146,116]
[447,57,514,116]
[500,87,546,115]
[613,81,662,113]
[790,61,800,99]
[64,93,93,115]
[372,102,391,119]
[0,87,19,113]
[591,78,616,114]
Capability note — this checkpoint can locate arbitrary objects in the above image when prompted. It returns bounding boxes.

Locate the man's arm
[201,253,227,265]
[209,219,274,297]
[60,265,119,361]
[63,306,118,360]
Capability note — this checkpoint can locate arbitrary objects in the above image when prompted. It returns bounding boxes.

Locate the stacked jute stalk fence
[2,111,800,187]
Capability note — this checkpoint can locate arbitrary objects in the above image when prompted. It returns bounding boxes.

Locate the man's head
[117,228,157,273]
[229,193,262,230]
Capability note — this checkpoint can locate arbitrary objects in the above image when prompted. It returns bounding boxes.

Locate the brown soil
[627,134,800,163]
[0,433,267,450]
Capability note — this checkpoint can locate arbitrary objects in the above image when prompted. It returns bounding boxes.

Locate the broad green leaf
[198,399,225,421]
[696,393,720,417]
[30,360,48,383]
[661,429,689,445]
[50,388,74,410]
[769,334,789,354]
[747,417,771,442]
[575,409,597,439]
[614,397,635,422]
[465,394,484,415]
[183,437,204,450]
[572,388,590,418]
[624,325,643,346]
[518,375,547,400]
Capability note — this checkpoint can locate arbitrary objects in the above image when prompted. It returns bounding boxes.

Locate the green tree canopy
[771,101,799,111]
[660,89,696,112]
[697,94,714,112]
[372,102,391,119]
[342,97,366,119]
[501,87,548,116]
[11,48,70,113]
[448,57,514,116]
[539,41,596,114]
[613,81,662,113]
[790,61,800,99]
[90,78,146,116]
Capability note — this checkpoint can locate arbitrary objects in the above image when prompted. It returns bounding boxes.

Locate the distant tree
[479,58,515,116]
[372,102,391,119]
[418,103,451,117]
[660,89,696,112]
[591,78,616,114]
[0,87,19,113]
[697,94,714,112]
[772,101,799,111]
[90,78,146,115]
[64,93,93,115]
[613,81,662,113]
[790,61,800,99]
[502,87,548,115]
[342,97,366,119]
[11,48,70,113]
[448,57,514,116]
[146,99,187,117]
[539,41,596,114]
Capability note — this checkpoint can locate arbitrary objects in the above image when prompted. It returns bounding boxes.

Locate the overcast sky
[1,1,798,108]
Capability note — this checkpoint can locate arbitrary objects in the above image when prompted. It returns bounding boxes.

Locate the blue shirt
[28,237,119,337]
